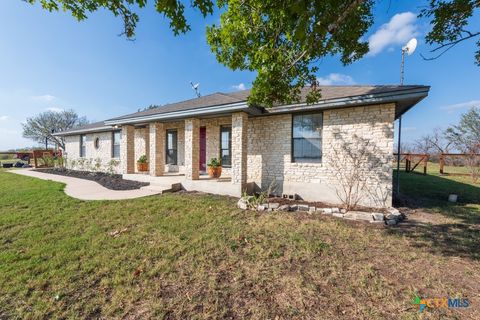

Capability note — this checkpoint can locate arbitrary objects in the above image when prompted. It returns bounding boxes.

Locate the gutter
[53,125,114,137]
[263,86,430,115]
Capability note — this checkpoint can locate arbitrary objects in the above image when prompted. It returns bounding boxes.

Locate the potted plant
[137,155,149,172]
[207,158,222,178]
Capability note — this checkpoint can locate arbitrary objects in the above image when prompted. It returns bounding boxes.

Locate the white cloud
[368,12,419,56]
[231,83,246,91]
[440,100,480,112]
[46,107,64,113]
[316,73,355,85]
[31,94,57,102]
[402,126,417,132]
[0,115,8,121]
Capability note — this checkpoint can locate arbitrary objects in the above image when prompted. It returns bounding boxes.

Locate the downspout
[396,48,406,195]
[396,115,402,195]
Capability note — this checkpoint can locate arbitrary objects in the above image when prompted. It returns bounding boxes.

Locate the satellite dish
[403,38,417,55]
[190,81,201,98]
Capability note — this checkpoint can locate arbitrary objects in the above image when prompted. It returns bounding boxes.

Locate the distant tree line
[400,107,480,182]
[402,107,479,157]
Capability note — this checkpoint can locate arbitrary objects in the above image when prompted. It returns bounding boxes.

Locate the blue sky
[0,0,479,150]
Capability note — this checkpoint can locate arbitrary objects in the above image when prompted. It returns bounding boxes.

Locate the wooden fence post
[33,151,38,168]
[423,155,428,175]
[439,154,445,174]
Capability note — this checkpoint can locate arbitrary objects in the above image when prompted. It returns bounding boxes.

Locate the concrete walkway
[9,169,162,201]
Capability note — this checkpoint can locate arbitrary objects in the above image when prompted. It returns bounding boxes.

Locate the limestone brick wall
[184,118,200,180]
[149,122,165,176]
[133,127,149,173]
[247,103,395,207]
[121,125,135,174]
[64,135,80,159]
[200,116,232,175]
[231,112,248,186]
[63,132,122,174]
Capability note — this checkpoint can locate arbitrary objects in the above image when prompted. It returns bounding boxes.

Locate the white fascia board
[53,126,113,137]
[265,87,429,114]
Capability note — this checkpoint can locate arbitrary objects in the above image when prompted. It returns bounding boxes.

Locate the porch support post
[121,124,135,174]
[231,112,248,189]
[184,118,200,180]
[149,122,165,176]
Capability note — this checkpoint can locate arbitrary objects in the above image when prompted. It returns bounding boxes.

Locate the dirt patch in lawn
[34,168,149,190]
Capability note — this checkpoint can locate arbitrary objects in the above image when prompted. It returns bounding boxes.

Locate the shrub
[77,158,86,171]
[207,158,221,167]
[55,156,65,168]
[137,155,148,163]
[69,159,76,170]
[93,158,102,172]
[40,154,55,167]
[107,159,120,175]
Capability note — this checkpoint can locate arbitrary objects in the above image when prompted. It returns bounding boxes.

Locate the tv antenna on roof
[190,81,201,98]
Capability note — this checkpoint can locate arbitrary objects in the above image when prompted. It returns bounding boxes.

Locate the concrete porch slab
[123,173,242,197]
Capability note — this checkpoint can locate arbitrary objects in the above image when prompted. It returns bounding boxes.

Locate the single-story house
[54,85,429,207]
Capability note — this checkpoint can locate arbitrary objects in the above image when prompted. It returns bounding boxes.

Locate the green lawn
[1,169,480,319]
[397,162,480,224]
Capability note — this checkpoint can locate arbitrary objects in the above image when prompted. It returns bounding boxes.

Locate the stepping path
[9,169,162,201]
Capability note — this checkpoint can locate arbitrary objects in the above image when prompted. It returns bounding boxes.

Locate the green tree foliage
[445,107,480,153]
[207,0,373,106]
[22,109,89,149]
[445,107,480,182]
[24,1,480,105]
[420,0,480,65]
[24,0,215,37]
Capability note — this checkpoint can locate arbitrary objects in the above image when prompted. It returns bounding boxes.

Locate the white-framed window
[80,134,86,157]
[112,130,121,158]
[292,113,323,162]
[220,126,231,167]
[166,129,178,165]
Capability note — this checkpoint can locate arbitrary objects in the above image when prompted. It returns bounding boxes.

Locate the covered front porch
[118,112,251,197]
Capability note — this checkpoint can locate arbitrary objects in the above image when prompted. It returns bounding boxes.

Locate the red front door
[199,127,206,171]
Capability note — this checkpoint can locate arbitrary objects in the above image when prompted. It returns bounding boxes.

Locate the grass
[1,169,480,319]
[397,162,480,224]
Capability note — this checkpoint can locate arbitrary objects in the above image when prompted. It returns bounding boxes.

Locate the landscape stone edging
[236,198,405,225]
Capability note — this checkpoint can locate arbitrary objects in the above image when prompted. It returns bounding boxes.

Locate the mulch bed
[34,168,149,190]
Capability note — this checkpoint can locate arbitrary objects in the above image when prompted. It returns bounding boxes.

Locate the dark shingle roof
[55,85,429,135]
[54,121,112,136]
[106,85,426,122]
[107,92,245,122]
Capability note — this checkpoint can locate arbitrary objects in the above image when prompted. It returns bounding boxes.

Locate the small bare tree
[465,152,480,183]
[414,127,452,161]
[445,107,480,183]
[329,131,388,210]
[22,109,88,149]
